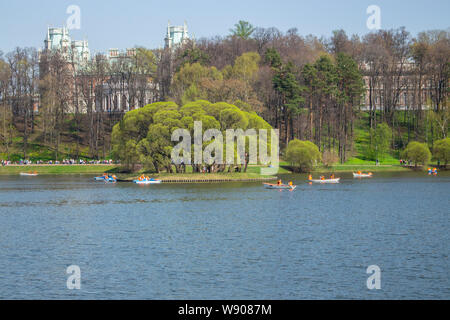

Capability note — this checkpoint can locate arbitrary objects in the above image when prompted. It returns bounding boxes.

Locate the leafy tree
[273,60,304,144]
[226,52,261,83]
[230,21,255,39]
[172,63,222,104]
[144,123,173,172]
[433,137,450,166]
[302,55,338,150]
[172,53,264,111]
[135,47,157,75]
[178,47,210,67]
[265,48,282,69]
[286,139,321,172]
[402,141,431,167]
[366,123,392,161]
[111,100,272,173]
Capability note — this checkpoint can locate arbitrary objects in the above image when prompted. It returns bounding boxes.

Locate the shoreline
[0,163,441,179]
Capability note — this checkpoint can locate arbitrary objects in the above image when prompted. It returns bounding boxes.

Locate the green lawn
[0,165,119,175]
[314,164,410,173]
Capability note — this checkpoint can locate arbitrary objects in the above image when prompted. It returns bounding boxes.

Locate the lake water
[0,172,448,299]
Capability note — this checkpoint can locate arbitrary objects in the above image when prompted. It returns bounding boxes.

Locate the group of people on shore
[1,159,117,166]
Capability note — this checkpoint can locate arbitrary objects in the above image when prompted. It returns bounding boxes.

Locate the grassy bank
[0,164,119,175]
[0,164,278,181]
[313,164,410,173]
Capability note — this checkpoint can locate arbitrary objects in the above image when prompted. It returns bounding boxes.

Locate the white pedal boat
[20,172,38,176]
[264,183,296,190]
[353,172,373,178]
[133,179,162,185]
[309,178,340,184]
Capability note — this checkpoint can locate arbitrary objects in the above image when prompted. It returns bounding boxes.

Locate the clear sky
[0,0,449,54]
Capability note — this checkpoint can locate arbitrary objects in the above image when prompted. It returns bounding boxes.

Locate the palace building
[164,21,189,49]
[43,26,90,67]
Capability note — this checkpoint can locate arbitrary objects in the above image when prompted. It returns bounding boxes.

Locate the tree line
[0,23,448,163]
[0,47,158,161]
[159,24,448,162]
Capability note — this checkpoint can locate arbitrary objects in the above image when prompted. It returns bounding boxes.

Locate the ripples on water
[0,172,448,299]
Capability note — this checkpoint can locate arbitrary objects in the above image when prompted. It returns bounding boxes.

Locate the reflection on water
[0,172,449,299]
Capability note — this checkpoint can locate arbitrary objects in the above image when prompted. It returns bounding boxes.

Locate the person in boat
[320,176,325,180]
[277,180,282,185]
[289,181,293,187]
[308,175,312,181]
[357,170,362,175]
[330,174,335,179]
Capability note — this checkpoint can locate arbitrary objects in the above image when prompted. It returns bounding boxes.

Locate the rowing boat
[263,183,296,190]
[134,178,162,185]
[20,172,38,176]
[95,175,117,183]
[353,172,373,178]
[309,178,340,184]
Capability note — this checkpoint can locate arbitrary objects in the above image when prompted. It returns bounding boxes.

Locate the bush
[433,137,450,166]
[402,141,431,167]
[286,139,321,172]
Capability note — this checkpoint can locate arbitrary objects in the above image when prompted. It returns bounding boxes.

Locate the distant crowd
[1,159,118,166]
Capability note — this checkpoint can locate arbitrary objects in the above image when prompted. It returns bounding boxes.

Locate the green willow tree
[111,100,273,173]
[433,137,450,167]
[286,139,321,172]
[402,141,431,167]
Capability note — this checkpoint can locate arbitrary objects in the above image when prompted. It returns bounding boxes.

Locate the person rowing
[277,180,282,186]
[330,174,335,179]
[308,174,313,181]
